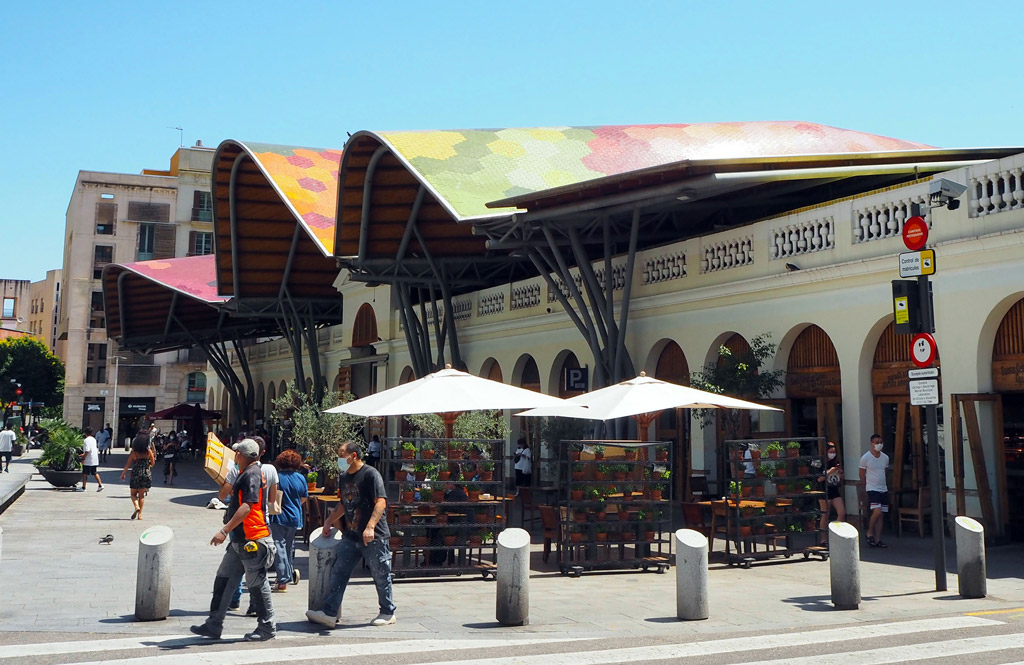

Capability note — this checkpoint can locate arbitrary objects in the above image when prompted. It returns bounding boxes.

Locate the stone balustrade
[852,191,930,244]
[642,251,687,285]
[770,216,835,259]
[510,283,541,310]
[971,167,1024,217]
[478,291,505,317]
[701,236,753,273]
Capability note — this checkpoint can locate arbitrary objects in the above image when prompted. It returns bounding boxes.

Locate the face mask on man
[337,455,351,474]
[873,442,884,452]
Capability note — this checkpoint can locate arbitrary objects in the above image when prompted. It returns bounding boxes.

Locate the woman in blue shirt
[269,449,309,591]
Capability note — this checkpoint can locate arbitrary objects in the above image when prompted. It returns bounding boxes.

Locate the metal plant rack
[383,437,507,579]
[722,436,829,568]
[557,439,674,577]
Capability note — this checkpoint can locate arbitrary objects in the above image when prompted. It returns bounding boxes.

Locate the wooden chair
[898,487,931,537]
[689,471,713,500]
[538,505,561,563]
[680,502,711,539]
[518,487,540,528]
[708,500,736,553]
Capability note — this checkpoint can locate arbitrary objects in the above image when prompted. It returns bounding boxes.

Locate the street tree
[0,336,65,418]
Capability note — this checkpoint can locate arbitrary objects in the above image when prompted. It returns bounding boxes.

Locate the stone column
[135,525,173,621]
[829,521,860,610]
[308,527,344,613]
[675,529,709,620]
[496,528,530,626]
[955,516,986,598]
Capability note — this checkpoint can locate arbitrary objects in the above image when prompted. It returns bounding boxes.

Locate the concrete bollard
[675,529,709,620]
[308,527,344,614]
[0,526,4,599]
[496,528,530,626]
[829,521,860,610]
[955,516,987,598]
[135,525,173,621]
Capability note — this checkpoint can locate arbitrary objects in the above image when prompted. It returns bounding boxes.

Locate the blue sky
[2,1,1021,281]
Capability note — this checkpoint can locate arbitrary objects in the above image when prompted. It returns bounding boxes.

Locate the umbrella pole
[440,412,462,439]
[632,412,661,443]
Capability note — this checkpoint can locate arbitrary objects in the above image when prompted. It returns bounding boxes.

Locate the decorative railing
[511,283,541,310]
[642,251,687,285]
[477,291,505,317]
[547,274,585,303]
[452,297,472,321]
[970,168,1024,217]
[593,263,627,291]
[770,217,835,259]
[852,194,930,243]
[701,236,753,273]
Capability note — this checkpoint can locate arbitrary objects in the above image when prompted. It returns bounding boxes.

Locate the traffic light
[15,388,22,396]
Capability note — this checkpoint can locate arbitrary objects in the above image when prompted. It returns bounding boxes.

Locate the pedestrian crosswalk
[0,615,1019,665]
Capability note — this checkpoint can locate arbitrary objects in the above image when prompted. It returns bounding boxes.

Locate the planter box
[38,467,81,488]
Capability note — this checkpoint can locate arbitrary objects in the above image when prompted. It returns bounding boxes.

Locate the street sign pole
[912,210,946,592]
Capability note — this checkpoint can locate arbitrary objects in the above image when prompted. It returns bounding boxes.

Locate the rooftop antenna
[167,126,183,146]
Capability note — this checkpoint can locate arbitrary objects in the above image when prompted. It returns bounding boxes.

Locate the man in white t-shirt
[859,433,889,548]
[514,438,532,490]
[0,425,16,472]
[79,426,105,492]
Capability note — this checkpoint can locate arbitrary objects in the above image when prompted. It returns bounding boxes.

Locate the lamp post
[111,356,127,448]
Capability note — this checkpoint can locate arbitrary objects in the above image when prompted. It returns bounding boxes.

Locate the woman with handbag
[269,449,308,592]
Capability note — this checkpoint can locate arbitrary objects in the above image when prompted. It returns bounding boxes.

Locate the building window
[137,223,156,260]
[127,201,170,223]
[90,291,105,329]
[85,365,107,384]
[2,297,15,318]
[87,343,108,362]
[192,191,213,222]
[95,201,117,235]
[93,245,113,279]
[189,231,214,256]
[186,372,207,403]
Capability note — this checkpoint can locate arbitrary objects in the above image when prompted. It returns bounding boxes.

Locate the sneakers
[292,569,300,585]
[305,609,337,628]
[97,486,104,492]
[243,629,276,642]
[371,612,396,626]
[228,601,240,610]
[189,623,221,639]
[272,583,287,593]
[245,605,257,617]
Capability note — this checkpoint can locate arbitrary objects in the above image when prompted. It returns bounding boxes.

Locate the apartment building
[26,269,62,355]
[58,142,215,440]
[0,279,31,339]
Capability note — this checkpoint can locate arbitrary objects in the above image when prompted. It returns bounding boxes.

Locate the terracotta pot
[413,536,429,547]
[443,535,457,546]
[479,471,493,482]
[446,447,461,460]
[595,511,607,521]
[436,513,448,525]
[741,486,753,498]
[594,471,607,481]
[468,490,482,502]
[750,449,761,460]
[752,485,765,498]
[398,513,412,525]
[390,537,403,548]
[572,471,585,481]
[650,490,662,501]
[574,511,587,522]
[475,512,488,522]
[415,472,426,482]
[307,482,317,492]
[656,451,668,462]
[775,467,786,477]
[741,508,754,518]
[798,466,810,476]
[787,448,799,458]
[437,471,451,481]
[422,449,435,459]
[402,450,415,459]
[739,526,753,537]
[624,450,637,461]
[463,472,474,481]
[622,532,635,542]
[594,452,605,460]
[618,511,631,521]
[470,451,482,460]
[571,490,584,501]
[768,449,780,459]
[595,532,607,542]
[569,532,582,543]
[613,472,626,481]
[643,530,656,542]
[401,490,415,503]
[468,536,482,546]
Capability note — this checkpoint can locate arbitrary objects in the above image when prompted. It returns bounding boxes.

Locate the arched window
[352,303,379,347]
[186,372,207,403]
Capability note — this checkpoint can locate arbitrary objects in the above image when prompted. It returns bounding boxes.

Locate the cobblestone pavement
[1,448,1022,640]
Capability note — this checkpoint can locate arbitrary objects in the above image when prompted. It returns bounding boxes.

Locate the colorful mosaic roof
[240,142,343,254]
[372,122,935,219]
[118,254,225,303]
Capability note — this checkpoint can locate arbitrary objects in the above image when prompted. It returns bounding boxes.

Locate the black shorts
[82,465,99,476]
[0,451,11,462]
[867,490,889,512]
[826,485,841,501]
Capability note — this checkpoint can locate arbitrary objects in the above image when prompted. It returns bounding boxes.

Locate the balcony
[191,208,213,222]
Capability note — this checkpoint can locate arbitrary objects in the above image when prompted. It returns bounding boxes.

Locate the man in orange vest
[192,439,277,641]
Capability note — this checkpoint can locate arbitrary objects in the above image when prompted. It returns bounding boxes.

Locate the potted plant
[442,528,457,546]
[467,531,483,546]
[757,462,773,478]
[437,469,451,482]
[33,418,84,488]
[468,443,485,460]
[595,524,607,542]
[571,463,586,482]
[306,470,318,491]
[748,443,761,460]
[414,462,430,482]
[797,463,810,476]
[766,441,783,459]
[740,483,753,498]
[728,480,741,499]
[570,487,584,502]
[446,440,464,460]
[650,483,664,502]
[655,446,669,462]
[752,482,765,498]
[568,526,583,544]
[401,486,415,503]
[421,441,436,459]
[594,463,609,481]
[592,444,605,460]
[623,447,637,461]
[612,464,628,481]
[786,441,801,458]
[465,483,481,502]
[479,461,494,482]
[401,441,417,459]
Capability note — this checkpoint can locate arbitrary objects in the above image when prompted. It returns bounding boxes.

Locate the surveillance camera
[928,178,968,207]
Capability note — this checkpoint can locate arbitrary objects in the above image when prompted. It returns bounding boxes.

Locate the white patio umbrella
[516,372,781,440]
[325,365,567,436]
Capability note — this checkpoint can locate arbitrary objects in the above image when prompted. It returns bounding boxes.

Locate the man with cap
[191,438,277,641]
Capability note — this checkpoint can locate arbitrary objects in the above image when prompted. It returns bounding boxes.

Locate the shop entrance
[990,296,1024,540]
[786,325,843,455]
[1000,393,1024,540]
[653,341,691,499]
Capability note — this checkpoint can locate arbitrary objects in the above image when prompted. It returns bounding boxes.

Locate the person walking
[305,441,395,628]
[192,439,277,642]
[161,435,179,486]
[859,433,890,548]
[79,427,104,492]
[121,433,155,519]
[269,449,308,592]
[817,442,847,545]
[96,424,112,463]
[514,438,532,490]
[0,424,14,472]
[366,434,382,468]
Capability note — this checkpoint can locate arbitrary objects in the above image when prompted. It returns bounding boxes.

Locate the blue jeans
[322,537,395,618]
[270,523,298,585]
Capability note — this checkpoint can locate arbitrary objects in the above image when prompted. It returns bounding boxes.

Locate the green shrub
[33,418,83,471]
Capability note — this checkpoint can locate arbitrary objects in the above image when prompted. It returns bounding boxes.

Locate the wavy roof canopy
[103,255,274,352]
[212,141,343,301]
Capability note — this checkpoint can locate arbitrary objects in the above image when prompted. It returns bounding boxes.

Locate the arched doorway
[254,383,265,429]
[266,381,277,420]
[481,358,503,383]
[652,340,690,499]
[786,325,843,451]
[990,298,1024,539]
[553,351,584,399]
[872,321,941,494]
[352,303,379,347]
[513,355,542,448]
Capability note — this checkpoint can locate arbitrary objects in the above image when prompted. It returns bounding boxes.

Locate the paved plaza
[1,448,1022,643]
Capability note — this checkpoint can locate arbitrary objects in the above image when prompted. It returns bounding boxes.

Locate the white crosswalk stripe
[0,633,305,658]
[403,616,1004,665]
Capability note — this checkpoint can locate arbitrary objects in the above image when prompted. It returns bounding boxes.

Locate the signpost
[901,209,946,592]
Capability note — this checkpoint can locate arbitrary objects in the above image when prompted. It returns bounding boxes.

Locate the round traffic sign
[903,216,929,251]
[910,333,937,368]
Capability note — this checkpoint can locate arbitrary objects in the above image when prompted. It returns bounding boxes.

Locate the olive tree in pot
[33,418,84,488]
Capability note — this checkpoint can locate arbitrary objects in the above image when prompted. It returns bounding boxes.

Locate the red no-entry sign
[903,216,929,251]
[910,333,937,368]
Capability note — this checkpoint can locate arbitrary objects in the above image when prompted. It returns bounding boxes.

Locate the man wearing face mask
[859,434,890,548]
[306,441,395,629]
